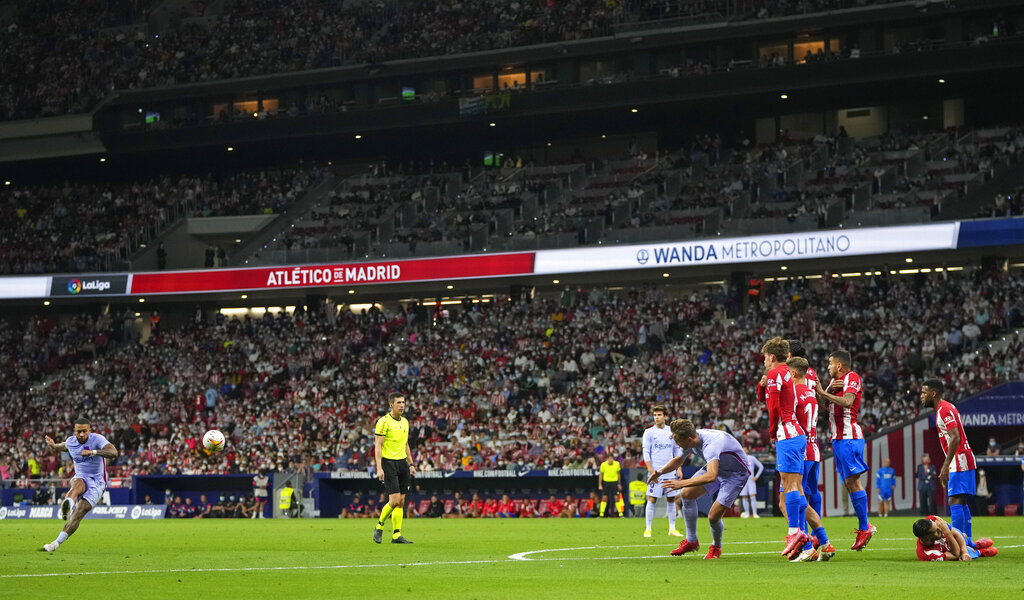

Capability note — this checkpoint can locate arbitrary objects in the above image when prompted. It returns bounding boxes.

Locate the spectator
[985,437,1001,456]
[917,455,938,516]
[425,494,445,518]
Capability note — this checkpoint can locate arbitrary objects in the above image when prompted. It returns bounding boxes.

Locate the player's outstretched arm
[648,456,684,484]
[815,380,855,407]
[662,459,718,491]
[83,443,118,459]
[44,435,67,452]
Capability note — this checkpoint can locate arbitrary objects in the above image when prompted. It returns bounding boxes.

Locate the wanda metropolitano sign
[0,219,1019,299]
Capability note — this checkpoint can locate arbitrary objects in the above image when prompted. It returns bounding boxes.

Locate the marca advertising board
[0,505,166,520]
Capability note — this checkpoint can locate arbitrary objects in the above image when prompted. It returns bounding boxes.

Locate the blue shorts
[952,526,979,557]
[802,461,819,496]
[877,490,893,501]
[947,470,976,497]
[776,437,805,474]
[832,439,868,480]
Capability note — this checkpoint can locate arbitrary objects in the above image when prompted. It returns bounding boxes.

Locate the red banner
[129,253,535,295]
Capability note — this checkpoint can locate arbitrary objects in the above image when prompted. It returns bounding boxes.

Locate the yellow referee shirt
[600,459,621,482]
[374,414,410,460]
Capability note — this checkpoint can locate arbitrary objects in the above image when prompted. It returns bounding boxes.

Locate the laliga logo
[636,249,650,265]
[68,279,112,294]
[131,506,142,520]
[0,507,7,519]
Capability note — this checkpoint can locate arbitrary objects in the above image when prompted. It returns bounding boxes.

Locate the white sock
[666,499,677,530]
[645,501,655,530]
[682,499,698,543]
[788,527,799,535]
[710,519,724,547]
[55,532,69,546]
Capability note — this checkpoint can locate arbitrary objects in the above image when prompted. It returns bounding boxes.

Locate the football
[202,429,226,453]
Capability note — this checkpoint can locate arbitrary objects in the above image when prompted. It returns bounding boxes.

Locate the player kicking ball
[913,515,997,562]
[42,416,118,552]
[648,419,751,560]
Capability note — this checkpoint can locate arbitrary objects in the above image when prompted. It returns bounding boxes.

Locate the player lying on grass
[913,515,997,562]
[648,419,751,560]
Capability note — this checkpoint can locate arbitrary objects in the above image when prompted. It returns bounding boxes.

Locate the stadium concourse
[2,267,1022,486]
[0,0,901,122]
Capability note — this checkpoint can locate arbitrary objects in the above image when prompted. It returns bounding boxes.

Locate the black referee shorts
[381,458,411,495]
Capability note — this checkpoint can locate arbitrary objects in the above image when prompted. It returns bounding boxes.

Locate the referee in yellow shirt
[598,453,622,517]
[373,392,416,544]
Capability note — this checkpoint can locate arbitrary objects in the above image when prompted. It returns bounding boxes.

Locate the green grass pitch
[2,516,1022,598]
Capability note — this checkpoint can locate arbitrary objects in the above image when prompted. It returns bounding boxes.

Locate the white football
[203,429,226,453]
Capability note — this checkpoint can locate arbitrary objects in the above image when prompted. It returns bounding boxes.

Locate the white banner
[0,276,50,299]
[533,223,960,275]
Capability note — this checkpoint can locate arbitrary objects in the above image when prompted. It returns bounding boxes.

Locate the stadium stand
[2,266,1022,481]
[1,0,906,122]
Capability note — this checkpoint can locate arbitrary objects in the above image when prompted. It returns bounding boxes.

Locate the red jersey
[498,499,515,513]
[935,400,976,472]
[806,367,818,389]
[482,500,499,516]
[548,499,564,516]
[828,370,864,440]
[916,515,952,562]
[765,363,805,441]
[794,382,820,462]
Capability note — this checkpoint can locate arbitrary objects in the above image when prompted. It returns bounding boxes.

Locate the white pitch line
[8,539,1018,579]
[0,559,503,580]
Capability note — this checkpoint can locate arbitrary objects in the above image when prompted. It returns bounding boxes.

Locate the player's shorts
[380,458,411,495]
[802,460,820,497]
[831,439,868,480]
[776,437,805,474]
[740,477,757,497]
[70,475,105,509]
[696,468,748,508]
[877,489,893,501]
[647,475,681,499]
[952,526,980,558]
[947,470,976,497]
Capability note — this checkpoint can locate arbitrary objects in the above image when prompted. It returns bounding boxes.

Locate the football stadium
[1,0,1023,597]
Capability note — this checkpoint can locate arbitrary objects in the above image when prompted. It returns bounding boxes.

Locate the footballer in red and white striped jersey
[765,364,805,441]
[794,382,820,462]
[828,370,864,440]
[935,400,976,472]
[916,516,954,562]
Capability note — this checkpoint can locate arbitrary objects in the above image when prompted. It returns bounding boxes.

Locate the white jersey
[642,425,681,479]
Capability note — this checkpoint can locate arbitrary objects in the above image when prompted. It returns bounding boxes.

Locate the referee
[373,392,416,544]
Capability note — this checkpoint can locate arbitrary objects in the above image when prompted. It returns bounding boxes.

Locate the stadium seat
[417,499,431,515]
[987,504,996,516]
[1004,504,1020,516]
[537,499,551,516]
[443,499,455,513]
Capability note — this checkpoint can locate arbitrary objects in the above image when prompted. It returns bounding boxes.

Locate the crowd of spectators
[2,0,910,122]
[340,491,612,519]
[0,164,323,274]
[2,265,1022,487]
